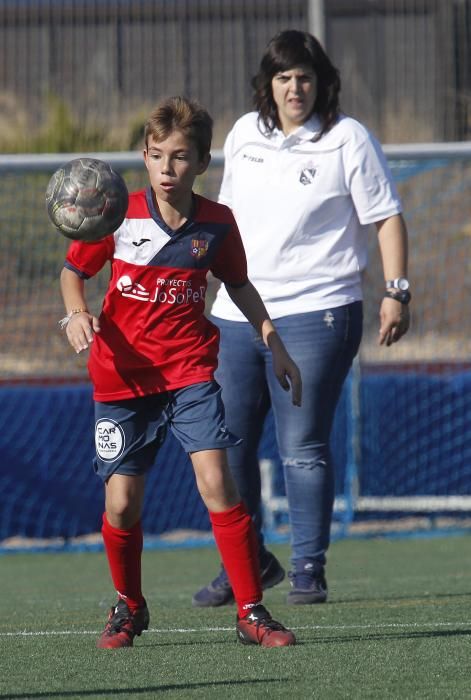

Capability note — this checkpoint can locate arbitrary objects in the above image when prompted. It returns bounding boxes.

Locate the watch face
[398,278,410,291]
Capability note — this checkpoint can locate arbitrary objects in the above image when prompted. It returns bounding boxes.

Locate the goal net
[0,144,470,547]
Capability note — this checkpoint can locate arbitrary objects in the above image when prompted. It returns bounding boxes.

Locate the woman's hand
[378,297,410,346]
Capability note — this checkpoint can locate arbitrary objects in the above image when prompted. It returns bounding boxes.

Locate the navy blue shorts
[93,380,241,481]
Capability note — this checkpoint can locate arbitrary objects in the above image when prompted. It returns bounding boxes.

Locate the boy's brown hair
[144,96,213,159]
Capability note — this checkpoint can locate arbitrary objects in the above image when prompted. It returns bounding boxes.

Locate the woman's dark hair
[252,29,341,140]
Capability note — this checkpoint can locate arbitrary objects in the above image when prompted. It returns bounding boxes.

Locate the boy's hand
[268,333,302,407]
[66,312,101,353]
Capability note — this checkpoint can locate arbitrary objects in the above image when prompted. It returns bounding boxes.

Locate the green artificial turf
[1,535,471,699]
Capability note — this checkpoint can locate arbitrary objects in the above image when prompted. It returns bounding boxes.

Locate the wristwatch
[384,289,411,305]
[386,277,410,291]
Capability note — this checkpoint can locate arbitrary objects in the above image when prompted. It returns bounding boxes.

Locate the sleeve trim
[63,260,91,280]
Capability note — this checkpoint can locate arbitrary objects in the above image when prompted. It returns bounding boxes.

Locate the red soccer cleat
[236,604,296,647]
[96,598,149,649]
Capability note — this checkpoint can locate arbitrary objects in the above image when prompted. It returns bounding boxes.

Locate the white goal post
[1,141,471,173]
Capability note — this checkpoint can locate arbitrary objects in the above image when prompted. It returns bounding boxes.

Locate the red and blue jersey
[64,188,248,400]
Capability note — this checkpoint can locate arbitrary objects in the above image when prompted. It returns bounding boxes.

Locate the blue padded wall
[0,370,469,540]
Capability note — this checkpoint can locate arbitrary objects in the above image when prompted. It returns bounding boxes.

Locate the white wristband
[59,308,88,330]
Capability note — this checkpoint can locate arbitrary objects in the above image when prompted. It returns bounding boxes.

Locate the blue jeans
[211,302,362,567]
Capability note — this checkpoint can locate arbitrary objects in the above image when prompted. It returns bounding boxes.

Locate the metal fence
[0,0,469,152]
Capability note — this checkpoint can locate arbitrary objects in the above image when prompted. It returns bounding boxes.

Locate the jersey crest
[191,239,209,259]
[299,167,317,185]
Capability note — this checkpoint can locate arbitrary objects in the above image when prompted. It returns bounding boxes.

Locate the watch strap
[384,290,411,305]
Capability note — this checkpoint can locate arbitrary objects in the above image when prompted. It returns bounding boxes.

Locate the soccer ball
[45,157,129,241]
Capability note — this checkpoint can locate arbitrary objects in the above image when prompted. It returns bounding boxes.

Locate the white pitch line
[1,620,471,638]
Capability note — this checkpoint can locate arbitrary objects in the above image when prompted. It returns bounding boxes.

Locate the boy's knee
[197,475,222,504]
[106,499,140,529]
[197,474,239,512]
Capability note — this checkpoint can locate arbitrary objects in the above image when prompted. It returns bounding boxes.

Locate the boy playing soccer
[60,96,302,649]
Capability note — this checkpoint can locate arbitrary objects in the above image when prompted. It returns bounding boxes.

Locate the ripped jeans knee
[282,456,328,470]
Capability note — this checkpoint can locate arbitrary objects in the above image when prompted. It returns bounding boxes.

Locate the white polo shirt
[211,111,402,321]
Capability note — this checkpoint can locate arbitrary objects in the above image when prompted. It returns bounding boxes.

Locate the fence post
[308,0,326,48]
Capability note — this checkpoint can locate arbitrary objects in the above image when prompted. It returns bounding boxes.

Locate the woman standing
[193,29,410,607]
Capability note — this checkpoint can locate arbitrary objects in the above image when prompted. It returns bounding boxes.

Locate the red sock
[209,502,262,618]
[101,513,144,611]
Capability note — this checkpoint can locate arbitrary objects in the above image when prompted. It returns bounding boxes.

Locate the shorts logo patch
[95,419,125,462]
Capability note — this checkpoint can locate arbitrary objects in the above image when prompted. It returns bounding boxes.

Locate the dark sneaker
[287,558,328,605]
[192,565,234,607]
[236,604,296,647]
[192,551,285,608]
[260,550,286,590]
[96,598,150,649]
